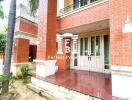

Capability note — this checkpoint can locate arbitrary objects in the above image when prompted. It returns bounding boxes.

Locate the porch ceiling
[60,19,109,33]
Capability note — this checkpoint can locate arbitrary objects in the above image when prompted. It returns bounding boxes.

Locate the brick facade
[58,1,109,32]
[13,38,29,63]
[15,17,38,36]
[37,0,57,60]
[110,0,132,67]
[13,0,132,70]
[57,38,71,70]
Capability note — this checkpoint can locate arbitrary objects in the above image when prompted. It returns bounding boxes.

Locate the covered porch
[29,69,112,100]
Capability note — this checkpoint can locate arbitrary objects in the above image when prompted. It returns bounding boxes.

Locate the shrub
[21,64,29,83]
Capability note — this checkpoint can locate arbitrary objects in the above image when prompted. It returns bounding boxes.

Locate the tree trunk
[2,0,16,94]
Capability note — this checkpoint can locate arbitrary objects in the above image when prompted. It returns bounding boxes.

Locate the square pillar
[110,0,132,71]
[13,38,29,63]
[57,37,72,70]
[35,0,57,77]
[110,1,132,99]
[37,0,57,60]
[12,38,29,76]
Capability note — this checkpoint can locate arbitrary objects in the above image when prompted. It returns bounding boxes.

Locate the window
[80,0,88,6]
[90,0,97,3]
[84,37,88,55]
[91,37,95,56]
[80,38,83,55]
[104,35,109,65]
[96,36,100,56]
[73,0,80,9]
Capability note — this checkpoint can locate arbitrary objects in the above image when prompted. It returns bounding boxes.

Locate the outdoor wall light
[123,16,132,34]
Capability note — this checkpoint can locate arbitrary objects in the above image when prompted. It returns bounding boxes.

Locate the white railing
[59,0,105,16]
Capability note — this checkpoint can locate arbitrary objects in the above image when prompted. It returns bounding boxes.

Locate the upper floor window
[90,0,97,3]
[73,0,79,9]
[73,0,98,9]
[80,0,88,6]
[59,0,101,16]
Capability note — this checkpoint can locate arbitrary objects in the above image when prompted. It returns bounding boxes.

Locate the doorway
[72,32,110,73]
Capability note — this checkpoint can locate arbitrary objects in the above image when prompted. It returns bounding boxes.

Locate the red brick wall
[37,0,57,60]
[15,18,38,36]
[13,38,29,63]
[57,1,109,31]
[110,0,132,66]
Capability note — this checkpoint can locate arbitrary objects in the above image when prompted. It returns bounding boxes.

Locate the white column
[72,35,78,54]
[57,35,63,54]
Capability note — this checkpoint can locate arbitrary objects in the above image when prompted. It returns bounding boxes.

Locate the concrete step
[27,83,59,100]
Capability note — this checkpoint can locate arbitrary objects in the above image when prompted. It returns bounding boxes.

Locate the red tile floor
[35,69,112,100]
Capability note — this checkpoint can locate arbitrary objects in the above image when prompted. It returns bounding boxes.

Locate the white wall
[0,59,3,75]
[16,0,38,23]
[57,0,64,16]
[112,74,132,99]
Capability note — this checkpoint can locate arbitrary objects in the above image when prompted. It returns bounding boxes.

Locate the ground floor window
[104,35,109,65]
[91,36,95,56]
[96,36,100,56]
[80,38,84,55]
[84,37,88,55]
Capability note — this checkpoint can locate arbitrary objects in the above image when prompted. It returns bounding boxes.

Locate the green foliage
[92,96,95,100]
[124,98,129,100]
[28,0,39,17]
[21,64,29,83]
[0,74,16,83]
[0,3,4,19]
[0,33,6,54]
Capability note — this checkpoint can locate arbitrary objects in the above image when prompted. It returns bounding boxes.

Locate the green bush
[124,98,129,100]
[92,96,95,100]
[0,74,16,86]
[21,64,29,83]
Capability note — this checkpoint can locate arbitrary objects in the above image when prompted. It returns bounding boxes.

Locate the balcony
[57,0,109,33]
[59,0,106,16]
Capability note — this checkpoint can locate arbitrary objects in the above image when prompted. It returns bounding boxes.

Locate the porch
[29,69,112,100]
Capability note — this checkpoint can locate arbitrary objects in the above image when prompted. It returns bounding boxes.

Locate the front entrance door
[76,33,109,73]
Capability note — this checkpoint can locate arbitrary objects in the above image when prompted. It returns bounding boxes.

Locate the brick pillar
[37,0,57,60]
[110,0,132,70]
[35,0,57,77]
[57,38,71,70]
[13,38,29,63]
[12,38,29,76]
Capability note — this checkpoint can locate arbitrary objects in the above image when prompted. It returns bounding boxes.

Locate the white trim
[12,62,29,66]
[111,65,132,72]
[15,31,37,37]
[58,0,109,18]
[14,31,37,45]
[57,52,63,54]
[112,74,132,100]
[16,17,38,26]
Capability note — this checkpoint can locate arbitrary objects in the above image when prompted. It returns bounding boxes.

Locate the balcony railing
[59,0,104,16]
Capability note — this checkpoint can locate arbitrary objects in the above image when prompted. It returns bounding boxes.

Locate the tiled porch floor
[35,69,112,100]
